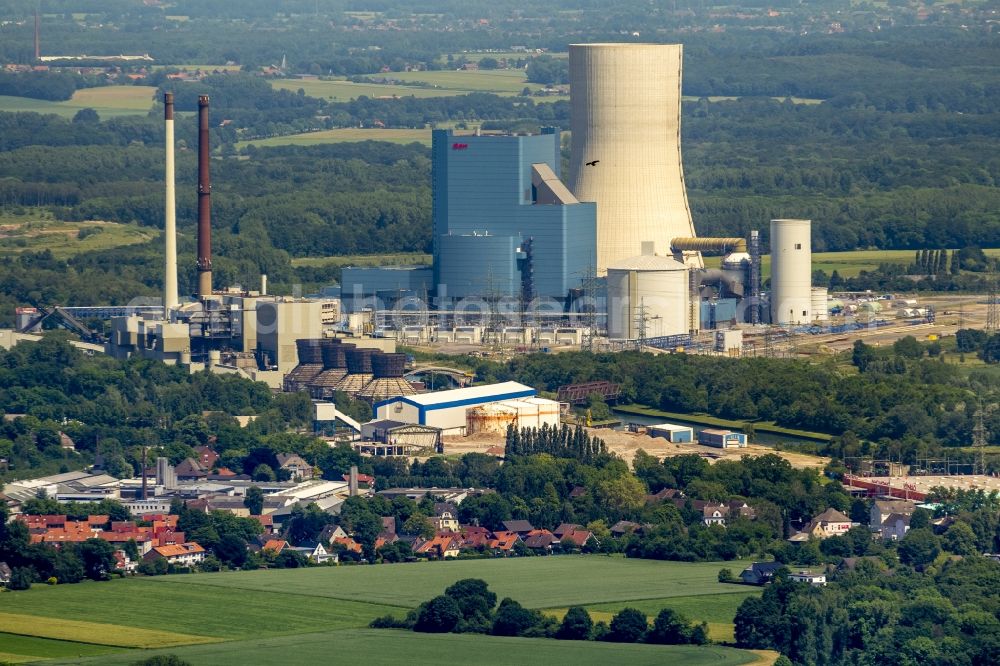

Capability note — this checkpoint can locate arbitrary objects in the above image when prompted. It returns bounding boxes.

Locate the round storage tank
[467,404,519,435]
[811,287,829,321]
[770,219,812,325]
[606,254,689,340]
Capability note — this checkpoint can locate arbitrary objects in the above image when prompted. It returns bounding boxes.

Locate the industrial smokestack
[349,465,358,497]
[33,10,40,61]
[163,93,179,310]
[197,95,213,299]
[260,274,267,296]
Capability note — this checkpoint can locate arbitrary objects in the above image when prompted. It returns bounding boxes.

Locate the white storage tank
[811,287,829,321]
[770,219,812,325]
[606,253,689,339]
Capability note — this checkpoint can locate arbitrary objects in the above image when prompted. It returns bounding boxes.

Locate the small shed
[647,423,694,443]
[698,429,747,449]
[360,420,441,452]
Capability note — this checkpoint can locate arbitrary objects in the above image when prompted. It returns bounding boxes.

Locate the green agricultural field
[0,633,119,664]
[0,86,156,119]
[0,578,397,640]
[271,69,562,103]
[0,611,213,649]
[0,211,154,259]
[292,253,432,268]
[240,127,431,149]
[47,629,758,666]
[702,249,912,278]
[272,78,459,101]
[1,558,764,664]
[373,68,541,93]
[151,556,756,609]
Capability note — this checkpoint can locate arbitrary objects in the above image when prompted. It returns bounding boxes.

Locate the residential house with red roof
[413,535,460,558]
[143,543,205,567]
[487,531,520,554]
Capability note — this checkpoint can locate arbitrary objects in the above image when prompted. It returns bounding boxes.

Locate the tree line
[372,578,709,645]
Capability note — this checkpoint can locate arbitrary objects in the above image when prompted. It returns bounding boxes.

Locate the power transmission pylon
[986,267,998,332]
[634,298,660,352]
[973,402,989,476]
[581,262,598,352]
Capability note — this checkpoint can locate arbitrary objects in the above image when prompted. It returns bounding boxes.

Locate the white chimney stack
[163,92,179,310]
[261,274,267,296]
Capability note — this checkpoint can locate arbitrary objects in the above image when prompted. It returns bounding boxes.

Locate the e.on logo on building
[452,143,469,150]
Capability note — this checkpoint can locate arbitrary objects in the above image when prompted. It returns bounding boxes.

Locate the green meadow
[0,556,763,664]
[0,86,156,119]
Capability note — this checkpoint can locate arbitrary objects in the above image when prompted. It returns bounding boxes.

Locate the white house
[143,542,205,567]
[789,571,827,586]
[880,513,911,541]
[702,503,730,527]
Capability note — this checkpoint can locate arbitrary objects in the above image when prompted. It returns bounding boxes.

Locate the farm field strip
[0,611,214,648]
[239,127,431,148]
[0,633,122,662]
[271,79,465,100]
[291,252,431,268]
[0,218,154,259]
[0,580,398,640]
[0,86,156,119]
[146,556,757,609]
[43,628,759,666]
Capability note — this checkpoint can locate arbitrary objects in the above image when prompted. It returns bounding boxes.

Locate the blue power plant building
[341,129,597,312]
[432,128,596,304]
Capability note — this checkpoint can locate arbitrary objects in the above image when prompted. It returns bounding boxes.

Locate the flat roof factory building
[374,381,542,435]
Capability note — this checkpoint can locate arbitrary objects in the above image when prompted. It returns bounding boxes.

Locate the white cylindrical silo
[811,287,829,321]
[770,219,812,325]
[606,254,689,340]
[567,44,698,275]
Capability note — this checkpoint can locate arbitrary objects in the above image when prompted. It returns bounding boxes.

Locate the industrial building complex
[339,42,831,345]
[7,41,901,414]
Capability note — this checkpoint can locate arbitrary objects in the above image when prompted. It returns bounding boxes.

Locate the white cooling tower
[568,43,698,275]
[770,219,812,325]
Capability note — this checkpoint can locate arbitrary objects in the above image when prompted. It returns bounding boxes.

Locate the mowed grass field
[48,629,758,666]
[0,633,117,664]
[291,252,431,268]
[272,78,460,101]
[0,211,154,259]
[0,557,761,665]
[707,248,1000,279]
[0,86,156,119]
[148,556,756,608]
[239,127,431,149]
[273,69,554,102]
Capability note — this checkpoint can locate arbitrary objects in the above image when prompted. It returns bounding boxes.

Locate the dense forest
[735,556,1000,666]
